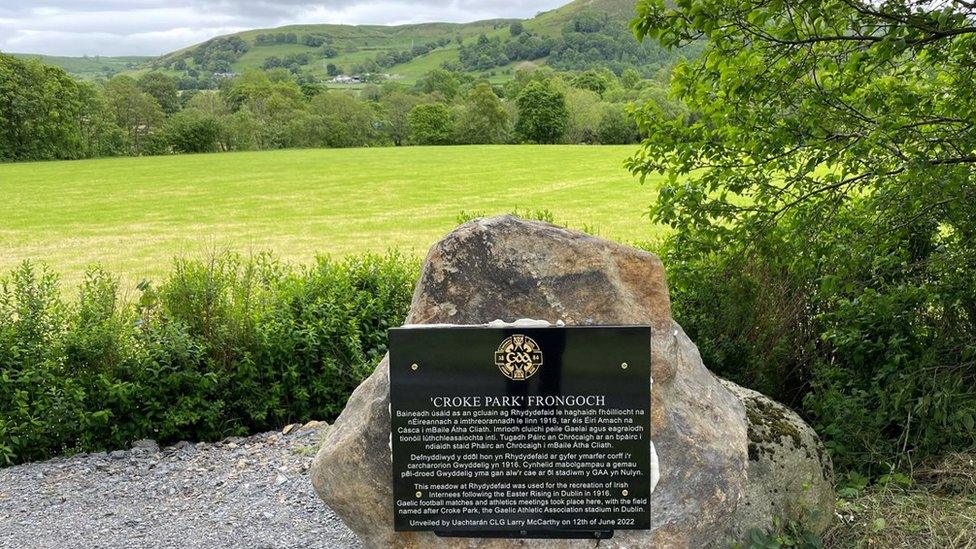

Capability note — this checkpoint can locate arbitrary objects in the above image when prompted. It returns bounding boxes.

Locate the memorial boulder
[310,215,833,547]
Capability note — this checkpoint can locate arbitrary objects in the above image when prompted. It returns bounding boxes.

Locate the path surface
[0,423,361,549]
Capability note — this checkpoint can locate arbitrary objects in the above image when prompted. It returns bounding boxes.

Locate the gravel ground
[0,423,361,549]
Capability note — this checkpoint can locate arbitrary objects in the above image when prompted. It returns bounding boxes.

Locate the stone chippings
[0,423,359,549]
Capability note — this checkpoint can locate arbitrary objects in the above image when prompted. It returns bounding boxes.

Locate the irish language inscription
[389,325,651,538]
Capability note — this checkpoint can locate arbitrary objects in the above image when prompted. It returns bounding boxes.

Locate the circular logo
[494,334,543,381]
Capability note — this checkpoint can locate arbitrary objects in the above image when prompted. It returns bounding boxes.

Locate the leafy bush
[741,519,823,549]
[657,202,976,475]
[630,0,976,477]
[166,110,222,153]
[0,253,417,465]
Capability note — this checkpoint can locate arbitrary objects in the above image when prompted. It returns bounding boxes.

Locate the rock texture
[722,382,835,539]
[311,215,833,548]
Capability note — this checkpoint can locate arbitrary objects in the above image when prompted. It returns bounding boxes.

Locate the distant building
[329,75,362,84]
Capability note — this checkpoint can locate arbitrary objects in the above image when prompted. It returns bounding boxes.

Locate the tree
[596,104,637,144]
[221,70,304,148]
[571,69,611,97]
[262,56,283,70]
[76,82,127,158]
[408,103,455,145]
[190,36,248,73]
[621,68,642,90]
[307,92,376,148]
[457,83,509,144]
[631,0,976,473]
[137,72,181,114]
[104,76,166,155]
[514,80,568,144]
[0,54,85,161]
[458,35,512,71]
[510,21,524,36]
[166,110,222,153]
[223,108,260,151]
[360,84,381,102]
[503,66,556,99]
[300,81,325,100]
[563,88,602,144]
[637,84,687,121]
[302,34,328,47]
[183,91,230,116]
[632,0,976,230]
[380,92,421,146]
[416,69,462,101]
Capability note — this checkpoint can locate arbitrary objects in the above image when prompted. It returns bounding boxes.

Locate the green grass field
[0,145,665,290]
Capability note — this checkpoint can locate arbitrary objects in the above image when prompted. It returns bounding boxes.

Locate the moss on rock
[744,395,804,461]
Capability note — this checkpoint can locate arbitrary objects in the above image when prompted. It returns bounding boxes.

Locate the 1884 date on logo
[494,334,543,380]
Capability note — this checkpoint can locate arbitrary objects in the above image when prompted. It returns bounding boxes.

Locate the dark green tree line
[0,53,667,163]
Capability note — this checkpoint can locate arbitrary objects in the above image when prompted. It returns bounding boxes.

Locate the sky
[0,0,567,57]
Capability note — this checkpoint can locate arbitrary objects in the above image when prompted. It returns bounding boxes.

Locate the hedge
[0,253,417,465]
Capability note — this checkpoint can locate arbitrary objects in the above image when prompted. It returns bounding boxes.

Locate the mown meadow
[0,145,665,289]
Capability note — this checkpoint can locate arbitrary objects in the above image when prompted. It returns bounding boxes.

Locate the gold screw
[411,363,419,371]
[415,491,422,498]
[621,362,629,370]
[622,489,629,497]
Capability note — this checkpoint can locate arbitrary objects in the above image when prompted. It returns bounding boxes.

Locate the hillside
[152,19,515,82]
[144,0,697,86]
[7,0,696,84]
[6,53,151,79]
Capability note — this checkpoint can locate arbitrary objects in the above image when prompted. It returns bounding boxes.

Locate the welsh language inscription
[389,326,651,538]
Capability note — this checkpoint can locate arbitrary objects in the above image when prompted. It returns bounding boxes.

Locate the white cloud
[0,0,566,56]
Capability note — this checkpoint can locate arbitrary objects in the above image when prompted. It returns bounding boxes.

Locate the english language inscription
[388,325,651,538]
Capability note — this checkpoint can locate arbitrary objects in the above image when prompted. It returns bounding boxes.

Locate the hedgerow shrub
[0,253,417,465]
[659,201,976,477]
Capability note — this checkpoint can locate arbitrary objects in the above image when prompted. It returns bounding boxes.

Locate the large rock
[311,216,833,548]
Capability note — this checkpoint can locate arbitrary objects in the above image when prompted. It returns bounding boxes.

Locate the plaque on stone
[388,325,651,539]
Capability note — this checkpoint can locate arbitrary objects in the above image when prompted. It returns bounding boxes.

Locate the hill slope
[6,53,151,79]
[147,0,694,85]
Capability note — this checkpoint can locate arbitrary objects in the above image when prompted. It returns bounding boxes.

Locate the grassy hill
[531,0,640,30]
[9,0,694,84]
[188,19,515,81]
[144,0,692,85]
[6,53,151,80]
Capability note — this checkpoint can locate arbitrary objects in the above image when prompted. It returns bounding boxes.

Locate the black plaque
[389,326,651,538]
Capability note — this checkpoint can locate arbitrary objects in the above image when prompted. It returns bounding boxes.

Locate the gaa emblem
[494,334,543,380]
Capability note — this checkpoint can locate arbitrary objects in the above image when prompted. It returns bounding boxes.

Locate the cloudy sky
[0,0,567,57]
